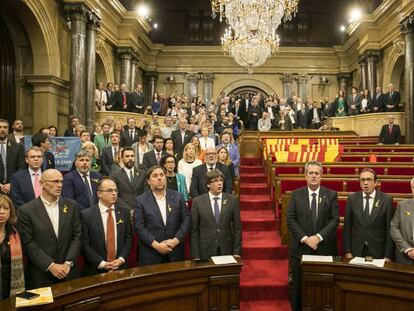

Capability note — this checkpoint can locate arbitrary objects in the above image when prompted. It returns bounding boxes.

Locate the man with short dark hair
[111,147,146,209]
[94,123,112,155]
[171,119,194,160]
[130,84,146,113]
[378,115,401,145]
[385,83,400,112]
[7,119,24,144]
[101,132,121,176]
[191,170,241,261]
[64,116,80,137]
[62,150,102,210]
[133,166,190,265]
[287,160,339,311]
[110,83,131,112]
[142,135,167,170]
[79,131,91,143]
[80,177,132,275]
[343,168,394,260]
[32,133,55,170]
[120,118,141,147]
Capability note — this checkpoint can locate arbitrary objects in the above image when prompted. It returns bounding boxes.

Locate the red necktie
[389,125,392,135]
[106,208,116,262]
[122,93,127,110]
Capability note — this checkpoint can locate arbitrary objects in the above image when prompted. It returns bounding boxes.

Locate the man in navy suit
[171,119,195,160]
[11,147,44,208]
[101,132,121,176]
[378,115,401,145]
[80,177,132,275]
[133,166,191,266]
[190,148,233,198]
[385,83,400,112]
[142,135,167,170]
[32,133,55,170]
[62,150,103,210]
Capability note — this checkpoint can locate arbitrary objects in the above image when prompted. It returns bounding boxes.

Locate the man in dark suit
[133,166,191,266]
[120,118,141,147]
[80,177,132,275]
[385,83,400,112]
[296,104,309,129]
[343,168,394,260]
[130,84,146,113]
[109,83,130,112]
[111,147,146,210]
[191,170,241,260]
[62,150,103,210]
[190,147,233,198]
[287,160,339,311]
[372,86,386,112]
[64,116,80,137]
[17,169,81,289]
[378,115,401,145]
[143,135,167,171]
[347,86,361,115]
[308,101,323,129]
[104,82,115,110]
[101,132,121,176]
[171,119,195,160]
[7,119,24,145]
[10,147,43,208]
[0,119,25,195]
[31,133,55,170]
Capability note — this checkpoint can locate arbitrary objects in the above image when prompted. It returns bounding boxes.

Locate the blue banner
[24,136,81,172]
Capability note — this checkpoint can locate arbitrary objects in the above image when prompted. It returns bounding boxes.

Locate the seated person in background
[80,178,132,275]
[343,168,394,261]
[0,195,25,299]
[390,178,414,265]
[378,115,401,145]
[258,111,272,132]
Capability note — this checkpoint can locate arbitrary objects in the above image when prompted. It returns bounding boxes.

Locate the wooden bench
[343,145,414,152]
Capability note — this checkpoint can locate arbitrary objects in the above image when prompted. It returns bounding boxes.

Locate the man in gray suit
[17,169,81,289]
[190,170,242,261]
[343,168,394,260]
[111,147,146,209]
[390,178,414,265]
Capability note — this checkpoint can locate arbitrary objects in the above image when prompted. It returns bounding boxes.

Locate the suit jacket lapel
[148,191,165,227]
[57,199,68,241]
[204,194,218,228]
[114,206,123,251]
[368,192,381,226]
[303,188,311,219]
[165,190,174,225]
[91,206,106,249]
[356,192,367,227]
[36,199,58,241]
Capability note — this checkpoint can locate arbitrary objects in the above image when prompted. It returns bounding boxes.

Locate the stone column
[400,13,414,143]
[64,3,88,122]
[117,48,133,91]
[202,73,214,108]
[297,75,309,100]
[365,50,381,97]
[85,11,101,131]
[130,58,138,91]
[186,73,201,102]
[359,54,367,90]
[280,74,294,99]
[145,71,158,105]
[337,73,352,94]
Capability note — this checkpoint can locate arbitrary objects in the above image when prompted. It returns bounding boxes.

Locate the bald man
[18,169,81,289]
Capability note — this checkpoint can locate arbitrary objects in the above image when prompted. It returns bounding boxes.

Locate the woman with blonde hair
[82,141,101,172]
[217,146,235,180]
[191,136,205,163]
[177,143,202,193]
[199,126,215,151]
[0,195,25,299]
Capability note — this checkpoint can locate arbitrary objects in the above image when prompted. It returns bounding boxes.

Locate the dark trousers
[289,257,301,311]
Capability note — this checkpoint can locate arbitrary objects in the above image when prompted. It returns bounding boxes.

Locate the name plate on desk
[349,257,385,268]
[301,255,333,263]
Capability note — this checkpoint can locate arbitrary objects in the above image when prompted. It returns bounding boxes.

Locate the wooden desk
[301,259,414,311]
[0,259,242,311]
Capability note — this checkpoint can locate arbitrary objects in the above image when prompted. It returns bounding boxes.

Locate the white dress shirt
[199,137,215,150]
[209,192,223,216]
[300,187,323,242]
[40,196,59,238]
[123,167,134,182]
[362,190,376,216]
[154,191,167,226]
[28,167,42,191]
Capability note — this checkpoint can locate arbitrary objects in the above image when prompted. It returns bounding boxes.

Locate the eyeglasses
[98,189,118,193]
[43,180,63,184]
[205,153,217,156]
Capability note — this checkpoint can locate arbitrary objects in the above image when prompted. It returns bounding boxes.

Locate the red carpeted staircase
[239,158,290,311]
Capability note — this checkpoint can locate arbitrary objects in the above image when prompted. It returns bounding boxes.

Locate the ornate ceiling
[119,0,382,46]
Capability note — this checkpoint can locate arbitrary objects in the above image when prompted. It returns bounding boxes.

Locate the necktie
[114,147,118,160]
[209,165,214,171]
[82,173,94,205]
[213,197,220,225]
[106,208,116,262]
[129,169,134,183]
[0,142,6,183]
[156,152,161,164]
[122,93,127,110]
[33,172,42,198]
[389,125,392,135]
[364,196,370,222]
[311,193,317,232]
[130,130,134,140]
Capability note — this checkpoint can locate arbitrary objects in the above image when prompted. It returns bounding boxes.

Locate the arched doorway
[229,86,270,102]
[0,16,16,121]
[96,54,107,86]
[390,55,405,104]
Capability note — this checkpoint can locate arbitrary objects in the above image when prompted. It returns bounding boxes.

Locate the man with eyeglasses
[17,169,81,289]
[191,170,241,261]
[80,177,132,275]
[190,147,233,198]
[133,166,190,266]
[343,168,394,261]
[287,160,339,311]
[62,150,102,210]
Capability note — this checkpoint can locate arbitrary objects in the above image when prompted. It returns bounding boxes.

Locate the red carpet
[240,158,290,311]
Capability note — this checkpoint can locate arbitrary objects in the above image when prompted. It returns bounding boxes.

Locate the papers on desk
[349,257,385,268]
[211,255,237,265]
[301,255,333,263]
[15,287,53,308]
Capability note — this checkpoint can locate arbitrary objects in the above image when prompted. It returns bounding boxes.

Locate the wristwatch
[65,261,74,268]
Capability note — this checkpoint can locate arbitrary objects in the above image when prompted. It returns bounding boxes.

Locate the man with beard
[133,166,190,265]
[142,135,167,170]
[62,150,102,210]
[7,119,24,144]
[111,147,146,209]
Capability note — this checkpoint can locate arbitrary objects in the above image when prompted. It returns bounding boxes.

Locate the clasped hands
[302,235,321,250]
[152,238,180,255]
[49,263,70,280]
[103,259,124,271]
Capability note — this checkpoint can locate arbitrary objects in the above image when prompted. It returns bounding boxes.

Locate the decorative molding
[117,48,139,61]
[63,3,89,22]
[145,71,158,79]
[296,75,309,84]
[280,74,294,84]
[393,37,406,56]
[363,49,382,62]
[185,73,201,82]
[96,35,105,52]
[87,10,101,30]
[337,73,352,82]
[202,73,214,82]
[400,12,414,34]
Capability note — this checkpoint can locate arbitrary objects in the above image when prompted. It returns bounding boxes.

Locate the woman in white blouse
[198,126,215,151]
[177,143,202,193]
